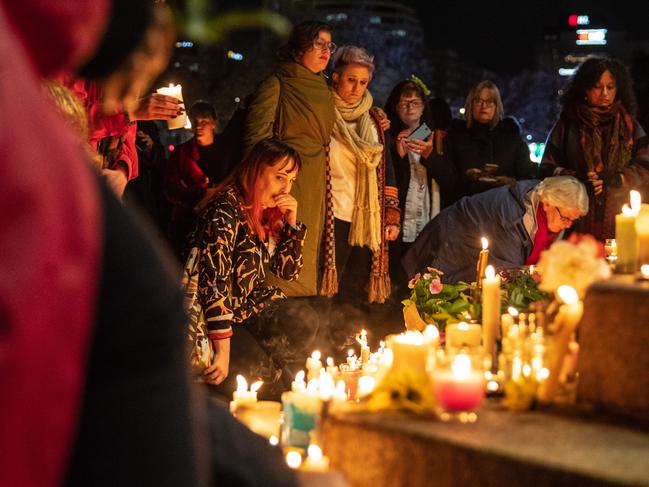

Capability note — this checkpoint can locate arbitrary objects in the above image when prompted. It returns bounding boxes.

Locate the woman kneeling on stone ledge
[194,139,320,399]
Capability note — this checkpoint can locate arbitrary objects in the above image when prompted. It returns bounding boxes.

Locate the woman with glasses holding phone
[384,79,457,296]
[443,80,535,198]
[243,20,336,298]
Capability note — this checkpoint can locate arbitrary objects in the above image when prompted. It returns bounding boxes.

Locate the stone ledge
[322,403,649,487]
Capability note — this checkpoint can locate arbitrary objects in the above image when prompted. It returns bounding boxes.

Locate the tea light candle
[306,350,322,381]
[476,237,489,286]
[388,330,437,376]
[433,353,485,412]
[156,83,187,130]
[616,191,641,273]
[446,321,482,349]
[232,375,263,410]
[302,444,330,472]
[481,265,501,360]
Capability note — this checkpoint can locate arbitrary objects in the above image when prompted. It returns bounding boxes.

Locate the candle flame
[250,380,263,393]
[508,307,519,317]
[451,353,472,379]
[269,436,279,446]
[318,372,335,400]
[424,324,439,341]
[236,374,248,392]
[557,285,579,305]
[485,265,496,280]
[286,451,302,469]
[347,349,354,357]
[311,350,321,361]
[642,264,649,278]
[631,190,642,212]
[458,321,470,331]
[326,357,334,367]
[295,370,305,383]
[481,237,489,250]
[358,375,376,395]
[361,329,367,337]
[622,203,637,216]
[307,444,323,461]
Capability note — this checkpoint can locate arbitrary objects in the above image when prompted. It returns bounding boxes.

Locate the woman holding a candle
[539,57,649,240]
[326,45,401,305]
[403,176,588,283]
[196,139,320,397]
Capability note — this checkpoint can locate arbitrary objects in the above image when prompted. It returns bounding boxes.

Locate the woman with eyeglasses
[403,176,588,284]
[444,80,535,198]
[539,57,649,240]
[384,79,457,296]
[242,20,336,298]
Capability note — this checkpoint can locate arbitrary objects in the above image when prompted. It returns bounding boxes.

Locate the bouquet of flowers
[535,234,611,298]
[402,267,476,332]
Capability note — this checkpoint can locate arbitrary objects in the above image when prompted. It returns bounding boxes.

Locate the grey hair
[463,80,504,128]
[332,45,375,77]
[536,176,589,215]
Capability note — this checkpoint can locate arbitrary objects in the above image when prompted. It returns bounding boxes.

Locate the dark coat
[402,179,540,284]
[442,117,535,197]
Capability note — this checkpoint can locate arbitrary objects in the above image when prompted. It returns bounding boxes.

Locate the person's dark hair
[189,100,217,121]
[277,20,332,63]
[428,97,452,131]
[78,0,153,79]
[384,80,434,139]
[561,57,637,119]
[215,139,302,240]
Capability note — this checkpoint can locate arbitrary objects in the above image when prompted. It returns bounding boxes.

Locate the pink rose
[429,278,443,294]
[408,273,421,289]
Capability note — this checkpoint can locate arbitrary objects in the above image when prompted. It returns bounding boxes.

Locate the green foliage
[402,268,477,332]
[501,273,550,312]
[171,2,292,44]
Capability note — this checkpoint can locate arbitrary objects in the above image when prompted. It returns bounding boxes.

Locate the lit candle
[306,350,322,381]
[433,353,485,412]
[481,265,501,360]
[156,83,187,130]
[234,400,281,439]
[292,370,306,392]
[636,205,649,266]
[357,329,370,365]
[538,285,583,402]
[346,349,358,369]
[302,444,330,472]
[476,237,489,286]
[616,191,641,273]
[446,321,482,349]
[639,264,649,281]
[357,375,376,397]
[232,375,263,410]
[285,450,302,469]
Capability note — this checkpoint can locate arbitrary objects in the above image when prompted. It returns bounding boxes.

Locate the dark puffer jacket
[402,180,540,284]
[443,117,535,197]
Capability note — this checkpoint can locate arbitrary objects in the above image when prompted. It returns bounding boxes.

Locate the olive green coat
[243,61,335,296]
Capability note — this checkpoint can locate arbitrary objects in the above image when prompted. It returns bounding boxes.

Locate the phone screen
[409,123,432,141]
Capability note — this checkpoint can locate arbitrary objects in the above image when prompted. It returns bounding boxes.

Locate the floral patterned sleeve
[198,202,237,340]
[269,221,307,281]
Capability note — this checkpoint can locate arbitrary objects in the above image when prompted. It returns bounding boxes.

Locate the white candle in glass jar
[446,321,482,349]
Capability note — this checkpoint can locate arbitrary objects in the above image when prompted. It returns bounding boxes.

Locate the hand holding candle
[155,83,187,129]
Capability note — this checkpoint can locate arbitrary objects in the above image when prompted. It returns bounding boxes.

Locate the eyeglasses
[555,206,578,225]
[313,38,337,54]
[472,98,495,107]
[397,100,424,110]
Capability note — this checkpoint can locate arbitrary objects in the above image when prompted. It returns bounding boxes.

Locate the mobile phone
[408,122,432,141]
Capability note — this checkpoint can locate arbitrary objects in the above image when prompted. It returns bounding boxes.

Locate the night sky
[404,0,649,73]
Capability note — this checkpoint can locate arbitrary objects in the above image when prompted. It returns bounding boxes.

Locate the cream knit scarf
[332,90,383,252]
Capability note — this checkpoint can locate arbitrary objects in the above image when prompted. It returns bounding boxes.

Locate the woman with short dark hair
[540,57,649,239]
[243,20,336,298]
